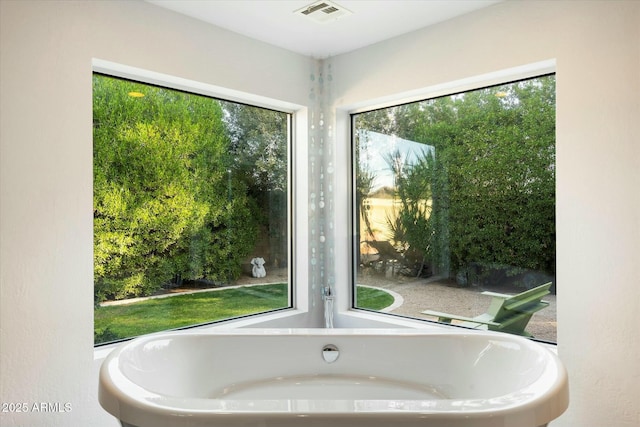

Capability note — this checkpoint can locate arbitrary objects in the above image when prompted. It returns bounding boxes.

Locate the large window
[353,75,556,342]
[93,74,291,345]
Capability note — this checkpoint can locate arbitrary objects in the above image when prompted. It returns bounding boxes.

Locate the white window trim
[332,59,557,332]
[92,60,312,358]
[93,59,559,360]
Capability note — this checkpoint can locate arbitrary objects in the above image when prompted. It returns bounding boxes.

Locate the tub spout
[322,286,334,328]
[322,286,333,299]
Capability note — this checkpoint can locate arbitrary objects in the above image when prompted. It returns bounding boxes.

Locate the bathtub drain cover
[322,344,340,363]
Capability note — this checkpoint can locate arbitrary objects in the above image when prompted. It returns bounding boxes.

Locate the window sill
[336,309,558,351]
[336,308,450,329]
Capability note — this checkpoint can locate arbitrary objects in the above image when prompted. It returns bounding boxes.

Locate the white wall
[0,1,312,426]
[332,1,640,426]
[1,1,639,427]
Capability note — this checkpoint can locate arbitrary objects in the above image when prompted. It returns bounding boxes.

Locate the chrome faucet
[322,286,334,328]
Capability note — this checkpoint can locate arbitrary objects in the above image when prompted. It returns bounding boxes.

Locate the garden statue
[251,257,267,278]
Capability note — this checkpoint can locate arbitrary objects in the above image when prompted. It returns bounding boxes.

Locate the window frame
[332,60,557,337]
[92,60,311,349]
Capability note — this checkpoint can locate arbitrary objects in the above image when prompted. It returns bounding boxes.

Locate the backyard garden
[94,72,557,344]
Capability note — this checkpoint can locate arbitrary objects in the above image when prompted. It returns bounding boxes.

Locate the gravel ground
[359,273,557,342]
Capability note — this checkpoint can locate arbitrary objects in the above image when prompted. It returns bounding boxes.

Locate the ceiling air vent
[295,1,352,24]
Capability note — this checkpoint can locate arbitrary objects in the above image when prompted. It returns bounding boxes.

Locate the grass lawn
[356,285,395,311]
[95,284,394,345]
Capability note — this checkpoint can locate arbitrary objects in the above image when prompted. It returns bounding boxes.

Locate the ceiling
[145,0,502,58]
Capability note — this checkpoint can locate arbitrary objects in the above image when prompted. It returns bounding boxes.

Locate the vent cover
[295,1,352,24]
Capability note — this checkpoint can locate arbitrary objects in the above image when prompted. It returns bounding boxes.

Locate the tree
[355,75,556,286]
[93,75,258,302]
[407,76,556,282]
[221,102,289,267]
[386,148,436,277]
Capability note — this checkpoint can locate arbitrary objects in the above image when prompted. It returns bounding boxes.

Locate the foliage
[353,134,377,242]
[220,101,290,268]
[356,75,556,283]
[222,102,288,192]
[385,149,437,276]
[93,75,261,301]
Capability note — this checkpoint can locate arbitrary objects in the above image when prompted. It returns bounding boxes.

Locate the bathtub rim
[99,328,569,427]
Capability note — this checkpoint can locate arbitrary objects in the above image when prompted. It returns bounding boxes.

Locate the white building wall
[1,1,638,427]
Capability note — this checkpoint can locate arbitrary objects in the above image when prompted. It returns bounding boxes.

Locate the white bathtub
[99,328,569,427]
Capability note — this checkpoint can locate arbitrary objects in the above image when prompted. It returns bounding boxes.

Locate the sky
[358,130,434,191]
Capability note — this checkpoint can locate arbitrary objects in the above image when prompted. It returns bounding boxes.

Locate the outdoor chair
[364,240,403,275]
[422,282,552,337]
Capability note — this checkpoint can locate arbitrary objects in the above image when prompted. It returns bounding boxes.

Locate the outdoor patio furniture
[364,240,403,275]
[422,282,552,337]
